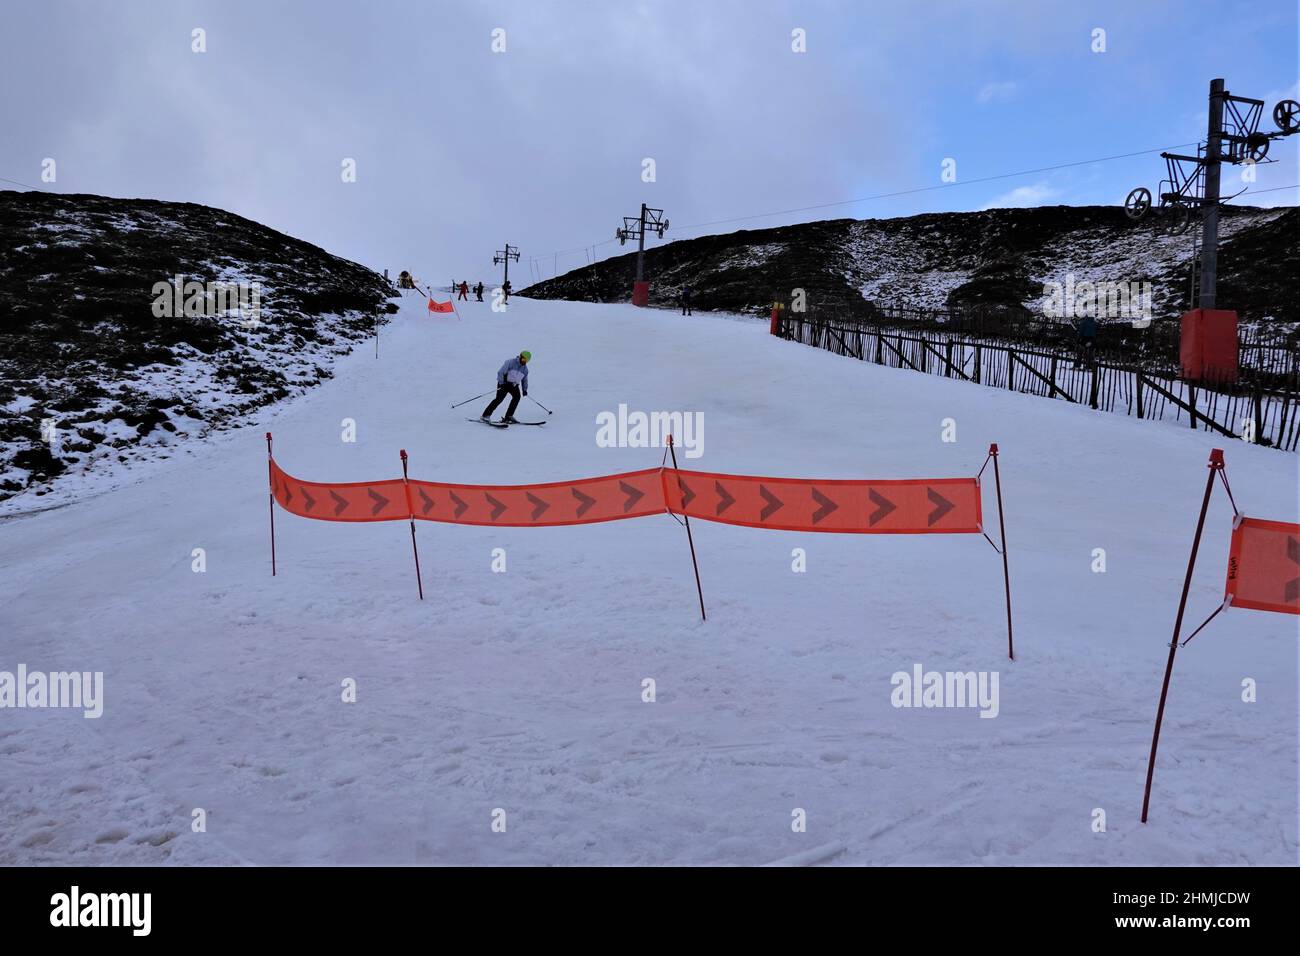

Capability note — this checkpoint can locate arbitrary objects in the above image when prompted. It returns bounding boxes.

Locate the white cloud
[976,81,1018,104]
[983,182,1060,209]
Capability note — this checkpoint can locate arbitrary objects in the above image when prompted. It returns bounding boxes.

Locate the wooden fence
[779,312,1300,451]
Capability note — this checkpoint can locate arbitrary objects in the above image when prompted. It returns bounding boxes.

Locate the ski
[505,420,547,426]
[467,418,509,428]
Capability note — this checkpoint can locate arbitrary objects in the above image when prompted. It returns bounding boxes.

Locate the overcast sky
[3,0,1296,284]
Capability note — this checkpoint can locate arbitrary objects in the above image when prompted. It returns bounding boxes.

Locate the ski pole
[451,390,493,409]
[528,395,553,415]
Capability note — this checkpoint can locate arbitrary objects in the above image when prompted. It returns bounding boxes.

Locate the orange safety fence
[270,460,408,522]
[1225,516,1300,615]
[408,468,667,527]
[269,459,984,535]
[667,470,982,534]
[263,435,1014,656]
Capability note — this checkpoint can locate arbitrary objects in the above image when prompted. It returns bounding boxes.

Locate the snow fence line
[262,434,1017,657]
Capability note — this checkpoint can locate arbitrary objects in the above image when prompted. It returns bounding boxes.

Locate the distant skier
[680,283,693,316]
[474,281,484,302]
[458,281,469,301]
[502,279,512,303]
[1075,315,1097,367]
[481,350,532,423]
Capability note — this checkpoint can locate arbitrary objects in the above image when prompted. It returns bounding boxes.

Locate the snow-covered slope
[1,293,1295,865]
[0,190,398,504]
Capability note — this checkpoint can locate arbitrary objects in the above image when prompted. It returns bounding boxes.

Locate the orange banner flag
[428,299,455,313]
[1224,516,1300,615]
[666,470,982,534]
[270,460,409,522]
[410,469,666,527]
[270,458,985,534]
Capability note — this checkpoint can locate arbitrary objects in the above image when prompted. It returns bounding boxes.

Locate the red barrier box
[631,281,650,307]
[1179,308,1238,384]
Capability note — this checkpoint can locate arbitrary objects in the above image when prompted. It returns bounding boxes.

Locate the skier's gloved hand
[522,389,528,397]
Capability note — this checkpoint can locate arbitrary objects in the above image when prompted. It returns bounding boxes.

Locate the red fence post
[399,449,425,600]
[667,435,706,621]
[266,432,276,577]
[989,443,1013,661]
[1141,447,1224,822]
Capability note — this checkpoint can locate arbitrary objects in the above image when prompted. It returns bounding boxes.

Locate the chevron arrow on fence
[620,481,644,513]
[868,489,895,526]
[759,485,784,521]
[572,487,596,518]
[450,491,467,519]
[927,487,955,526]
[677,478,695,510]
[810,487,837,525]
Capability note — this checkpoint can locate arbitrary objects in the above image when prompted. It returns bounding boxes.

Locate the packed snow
[1,292,1296,865]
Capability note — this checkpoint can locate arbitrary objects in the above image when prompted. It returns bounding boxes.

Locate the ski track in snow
[0,292,1296,865]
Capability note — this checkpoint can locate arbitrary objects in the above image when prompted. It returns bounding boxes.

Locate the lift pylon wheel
[1124,186,1152,220]
[1246,133,1271,162]
[1273,99,1300,133]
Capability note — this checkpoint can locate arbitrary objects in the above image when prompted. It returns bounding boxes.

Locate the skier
[680,283,693,316]
[474,281,484,302]
[458,281,469,301]
[502,279,512,303]
[481,350,532,423]
[1075,315,1097,368]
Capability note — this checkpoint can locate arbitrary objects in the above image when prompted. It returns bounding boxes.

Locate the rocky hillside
[520,205,1298,323]
[0,190,398,503]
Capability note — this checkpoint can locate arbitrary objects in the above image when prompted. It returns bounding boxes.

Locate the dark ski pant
[1074,339,1096,368]
[681,299,692,315]
[483,383,521,419]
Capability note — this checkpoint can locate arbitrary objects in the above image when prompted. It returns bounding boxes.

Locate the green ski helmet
[520,350,532,362]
